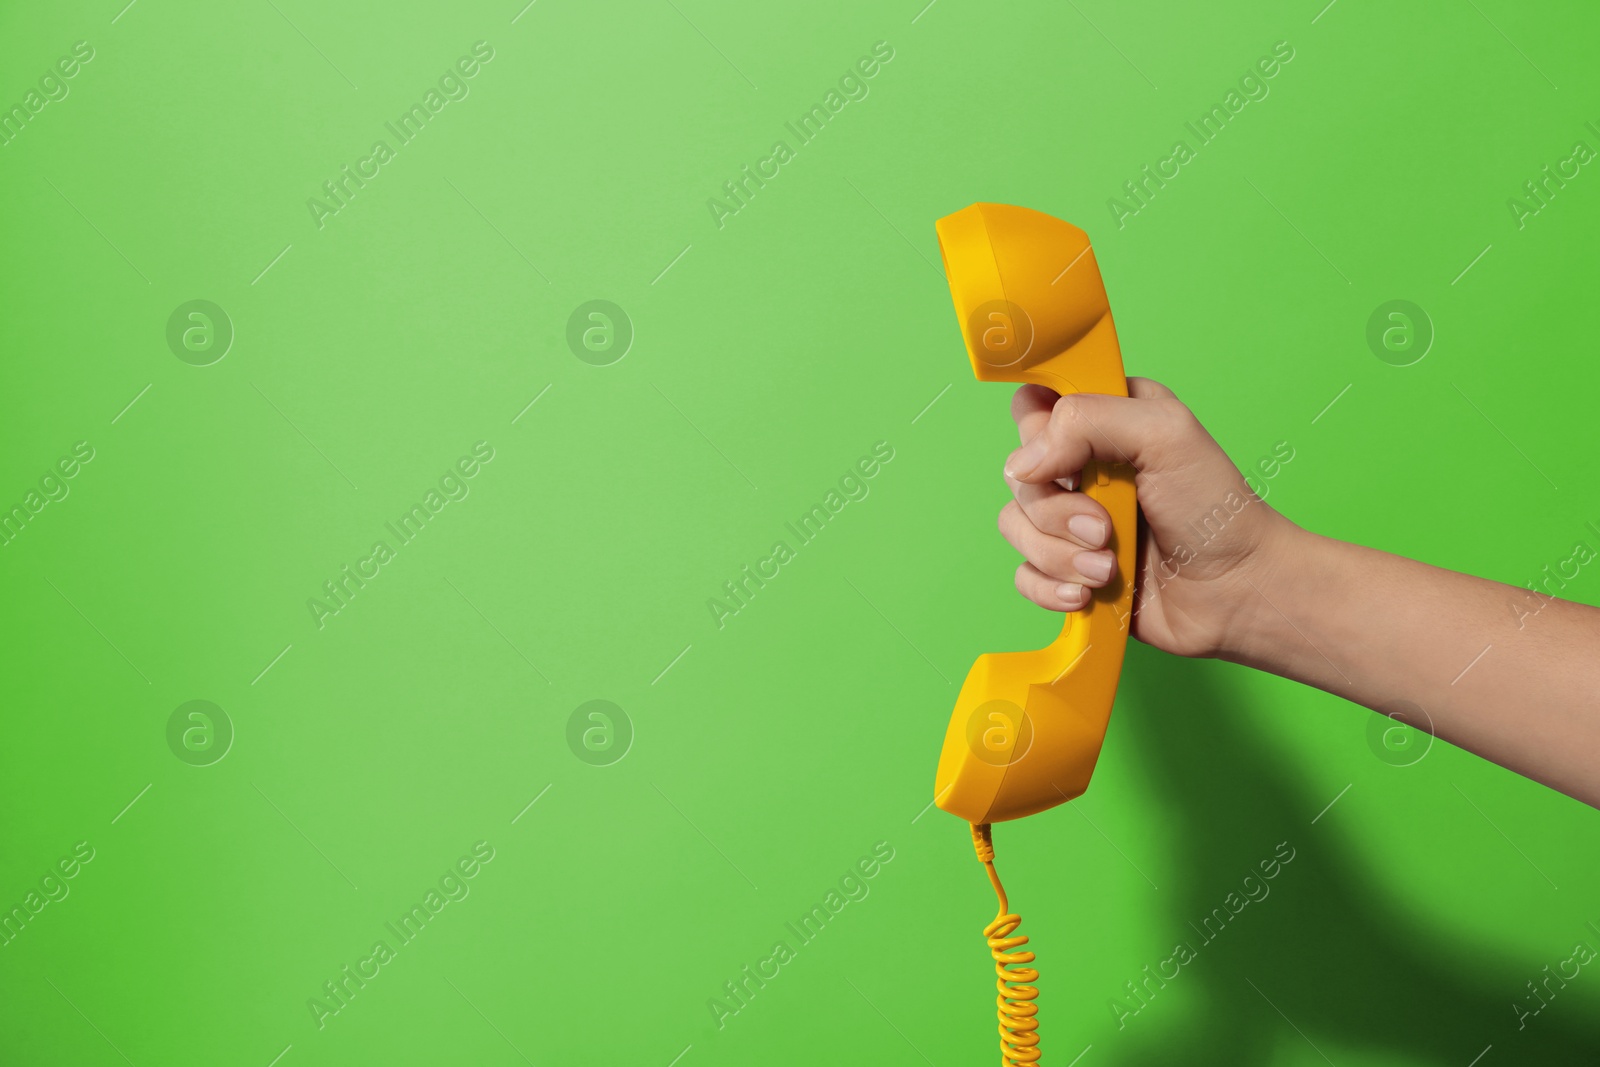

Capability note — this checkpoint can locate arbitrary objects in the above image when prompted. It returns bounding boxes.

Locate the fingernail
[1068,514,1108,547]
[1056,582,1087,607]
[1076,551,1114,584]
[1005,438,1048,480]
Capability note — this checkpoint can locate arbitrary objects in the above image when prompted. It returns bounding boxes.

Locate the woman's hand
[1000,379,1600,809]
[999,379,1300,659]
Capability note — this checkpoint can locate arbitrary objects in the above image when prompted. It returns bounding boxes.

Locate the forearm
[1222,526,1600,807]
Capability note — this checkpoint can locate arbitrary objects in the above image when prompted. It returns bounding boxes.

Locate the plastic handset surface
[933,203,1138,824]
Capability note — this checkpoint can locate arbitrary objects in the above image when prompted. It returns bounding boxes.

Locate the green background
[4,0,1599,1063]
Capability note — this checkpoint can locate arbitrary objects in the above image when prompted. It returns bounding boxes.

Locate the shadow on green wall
[1100,642,1598,1063]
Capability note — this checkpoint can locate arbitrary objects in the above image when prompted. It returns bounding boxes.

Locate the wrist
[1214,517,1330,667]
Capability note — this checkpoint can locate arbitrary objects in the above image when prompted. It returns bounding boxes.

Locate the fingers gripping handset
[933,203,1137,825]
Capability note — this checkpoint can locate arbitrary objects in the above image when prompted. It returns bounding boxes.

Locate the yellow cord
[971,823,1041,1065]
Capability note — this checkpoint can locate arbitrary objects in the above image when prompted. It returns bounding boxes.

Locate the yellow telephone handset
[933,203,1137,826]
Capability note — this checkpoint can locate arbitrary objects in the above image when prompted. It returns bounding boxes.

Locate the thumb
[1010,383,1060,444]
[1004,391,1183,484]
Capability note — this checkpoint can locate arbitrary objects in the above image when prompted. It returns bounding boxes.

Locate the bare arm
[998,380,1600,809]
[1225,530,1600,806]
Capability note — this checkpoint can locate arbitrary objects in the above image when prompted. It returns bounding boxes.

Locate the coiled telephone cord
[972,822,1041,1065]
